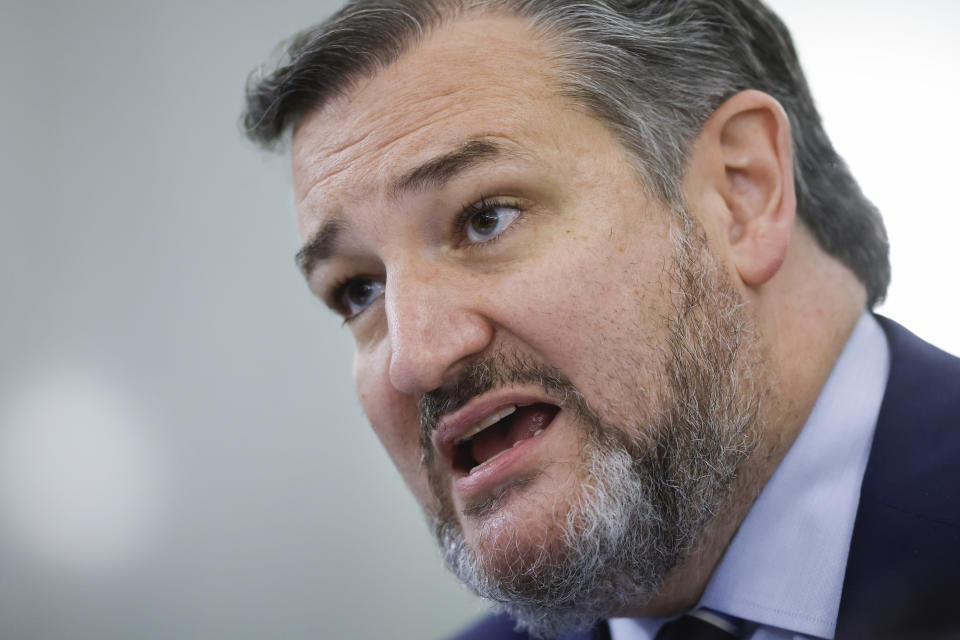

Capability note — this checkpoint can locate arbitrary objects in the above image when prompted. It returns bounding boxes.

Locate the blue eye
[465,202,521,244]
[339,278,385,317]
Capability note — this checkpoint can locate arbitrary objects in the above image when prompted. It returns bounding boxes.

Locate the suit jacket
[450,318,960,640]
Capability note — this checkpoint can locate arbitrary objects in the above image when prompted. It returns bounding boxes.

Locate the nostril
[388,326,496,396]
[387,345,443,396]
[384,272,496,395]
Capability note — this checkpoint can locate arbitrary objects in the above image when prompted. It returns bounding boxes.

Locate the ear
[687,90,796,287]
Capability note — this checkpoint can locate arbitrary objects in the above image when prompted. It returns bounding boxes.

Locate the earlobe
[700,90,797,288]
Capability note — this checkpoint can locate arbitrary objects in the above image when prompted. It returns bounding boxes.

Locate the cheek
[492,217,674,421]
[354,346,437,512]
[500,225,671,358]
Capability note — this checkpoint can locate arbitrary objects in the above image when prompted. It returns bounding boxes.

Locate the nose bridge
[385,261,492,396]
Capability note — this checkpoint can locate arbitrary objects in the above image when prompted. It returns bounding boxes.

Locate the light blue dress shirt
[609,313,890,640]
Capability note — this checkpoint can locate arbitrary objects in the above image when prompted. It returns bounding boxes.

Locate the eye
[463,200,522,244]
[337,278,385,318]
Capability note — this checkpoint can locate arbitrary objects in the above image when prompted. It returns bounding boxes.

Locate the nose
[385,266,494,396]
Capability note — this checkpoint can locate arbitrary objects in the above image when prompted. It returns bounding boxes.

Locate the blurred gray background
[0,1,956,639]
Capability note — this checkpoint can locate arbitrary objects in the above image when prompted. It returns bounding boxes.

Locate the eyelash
[329,196,525,322]
[328,275,375,323]
[454,195,525,249]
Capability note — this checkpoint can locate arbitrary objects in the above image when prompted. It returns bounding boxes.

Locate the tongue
[470,404,557,465]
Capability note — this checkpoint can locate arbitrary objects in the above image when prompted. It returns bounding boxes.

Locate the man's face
[292,14,761,631]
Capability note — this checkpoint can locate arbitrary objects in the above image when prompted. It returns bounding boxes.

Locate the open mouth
[452,403,560,475]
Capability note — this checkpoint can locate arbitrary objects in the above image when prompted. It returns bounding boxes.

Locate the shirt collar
[610,312,890,640]
[697,312,889,637]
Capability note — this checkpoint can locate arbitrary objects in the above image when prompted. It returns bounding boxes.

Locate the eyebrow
[296,138,513,279]
[295,217,344,278]
[389,138,507,198]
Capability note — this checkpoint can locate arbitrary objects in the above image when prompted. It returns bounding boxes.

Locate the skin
[291,15,867,617]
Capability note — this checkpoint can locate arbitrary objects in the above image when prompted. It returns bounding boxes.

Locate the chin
[423,217,766,638]
[461,475,578,577]
[432,441,664,639]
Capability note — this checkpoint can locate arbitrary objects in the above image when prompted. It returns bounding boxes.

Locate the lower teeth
[468,448,510,474]
[467,429,548,475]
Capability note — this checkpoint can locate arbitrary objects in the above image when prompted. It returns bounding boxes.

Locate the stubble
[419,213,765,638]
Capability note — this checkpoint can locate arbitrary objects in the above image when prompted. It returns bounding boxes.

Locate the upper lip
[431,390,559,468]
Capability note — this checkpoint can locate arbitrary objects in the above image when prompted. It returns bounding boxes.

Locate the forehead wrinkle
[292,16,570,263]
[295,90,514,209]
[388,138,517,199]
[293,20,562,208]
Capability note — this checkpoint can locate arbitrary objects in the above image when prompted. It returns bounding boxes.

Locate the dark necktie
[654,608,743,640]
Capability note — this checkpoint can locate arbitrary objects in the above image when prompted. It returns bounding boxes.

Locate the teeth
[465,422,549,475]
[456,406,517,444]
[468,448,511,475]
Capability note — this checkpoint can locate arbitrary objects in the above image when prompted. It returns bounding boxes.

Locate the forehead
[290,14,570,223]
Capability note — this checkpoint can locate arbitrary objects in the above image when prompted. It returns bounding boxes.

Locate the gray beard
[419,217,764,639]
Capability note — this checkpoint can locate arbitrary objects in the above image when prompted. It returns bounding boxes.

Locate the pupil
[471,210,498,235]
[349,282,372,305]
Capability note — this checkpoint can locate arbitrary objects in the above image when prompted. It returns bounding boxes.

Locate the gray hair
[243,0,890,306]
[421,211,763,637]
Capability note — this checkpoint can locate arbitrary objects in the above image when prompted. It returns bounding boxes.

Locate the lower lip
[451,410,561,503]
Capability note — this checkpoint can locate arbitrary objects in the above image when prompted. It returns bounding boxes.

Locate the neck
[621,225,868,617]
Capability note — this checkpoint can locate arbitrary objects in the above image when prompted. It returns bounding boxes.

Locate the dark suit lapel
[558,619,609,640]
[835,317,960,639]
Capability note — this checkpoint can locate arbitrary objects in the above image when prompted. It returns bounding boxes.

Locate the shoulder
[876,315,960,414]
[870,315,960,499]
[447,613,608,640]
[837,316,960,638]
[446,613,530,640]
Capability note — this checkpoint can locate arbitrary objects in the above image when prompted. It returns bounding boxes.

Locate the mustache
[417,352,582,464]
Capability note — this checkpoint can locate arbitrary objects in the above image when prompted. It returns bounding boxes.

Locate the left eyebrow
[295,215,345,278]
[389,138,513,198]
[295,138,518,278]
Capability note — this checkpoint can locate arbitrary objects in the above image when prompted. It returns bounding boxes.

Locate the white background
[771,0,960,356]
[0,1,956,639]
